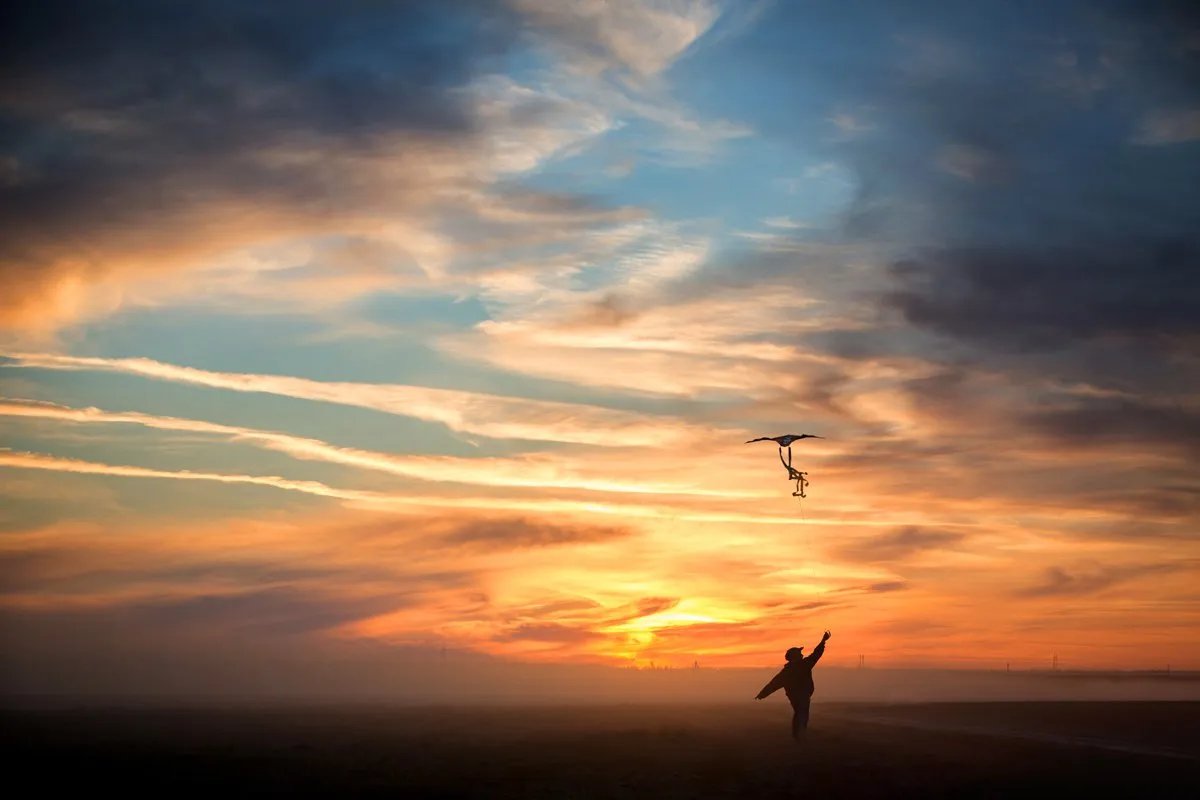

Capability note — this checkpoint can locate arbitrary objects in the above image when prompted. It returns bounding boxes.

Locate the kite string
[798,489,810,578]
[795,474,820,605]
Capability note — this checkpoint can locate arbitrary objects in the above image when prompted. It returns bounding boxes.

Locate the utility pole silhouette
[858,654,865,669]
[1052,653,1058,671]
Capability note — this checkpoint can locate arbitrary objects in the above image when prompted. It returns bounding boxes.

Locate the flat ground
[4,702,1198,798]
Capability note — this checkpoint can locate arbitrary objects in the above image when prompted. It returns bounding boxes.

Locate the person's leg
[791,698,810,739]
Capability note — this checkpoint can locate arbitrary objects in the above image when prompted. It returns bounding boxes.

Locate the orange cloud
[3,489,1198,671]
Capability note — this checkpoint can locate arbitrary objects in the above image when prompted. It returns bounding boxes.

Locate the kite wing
[746,434,825,446]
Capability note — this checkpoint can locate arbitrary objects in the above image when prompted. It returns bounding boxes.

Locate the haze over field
[2,0,1199,698]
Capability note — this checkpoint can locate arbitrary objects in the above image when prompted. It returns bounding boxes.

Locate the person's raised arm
[806,630,831,665]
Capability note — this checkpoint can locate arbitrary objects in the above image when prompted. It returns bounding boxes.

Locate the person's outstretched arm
[755,668,786,700]
[806,630,831,665]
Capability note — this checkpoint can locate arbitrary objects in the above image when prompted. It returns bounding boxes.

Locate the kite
[745,434,823,447]
[746,433,824,498]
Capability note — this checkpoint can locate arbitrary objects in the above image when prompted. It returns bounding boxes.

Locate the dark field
[4,702,1198,798]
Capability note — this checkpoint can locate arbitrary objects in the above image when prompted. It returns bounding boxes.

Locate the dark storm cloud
[833,526,967,563]
[576,0,1200,357]
[885,242,1200,356]
[840,3,1200,387]
[1022,398,1200,462]
[0,0,524,324]
[899,368,977,418]
[653,0,1200,332]
[0,1,513,128]
[1098,483,1200,525]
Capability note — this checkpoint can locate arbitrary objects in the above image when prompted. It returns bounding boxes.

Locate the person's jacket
[755,640,826,701]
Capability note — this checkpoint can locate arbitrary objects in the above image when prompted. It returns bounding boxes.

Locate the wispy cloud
[513,0,722,79]
[0,446,874,527]
[0,398,750,497]
[833,526,967,563]
[1018,561,1188,598]
[825,110,875,138]
[435,280,834,399]
[0,448,364,501]
[1,353,712,447]
[762,216,811,229]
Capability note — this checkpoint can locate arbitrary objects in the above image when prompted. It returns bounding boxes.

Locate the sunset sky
[2,0,1199,688]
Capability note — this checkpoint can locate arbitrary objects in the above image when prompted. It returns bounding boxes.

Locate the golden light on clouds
[3,0,1199,699]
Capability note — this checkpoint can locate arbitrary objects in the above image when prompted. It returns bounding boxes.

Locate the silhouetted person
[755,630,831,740]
